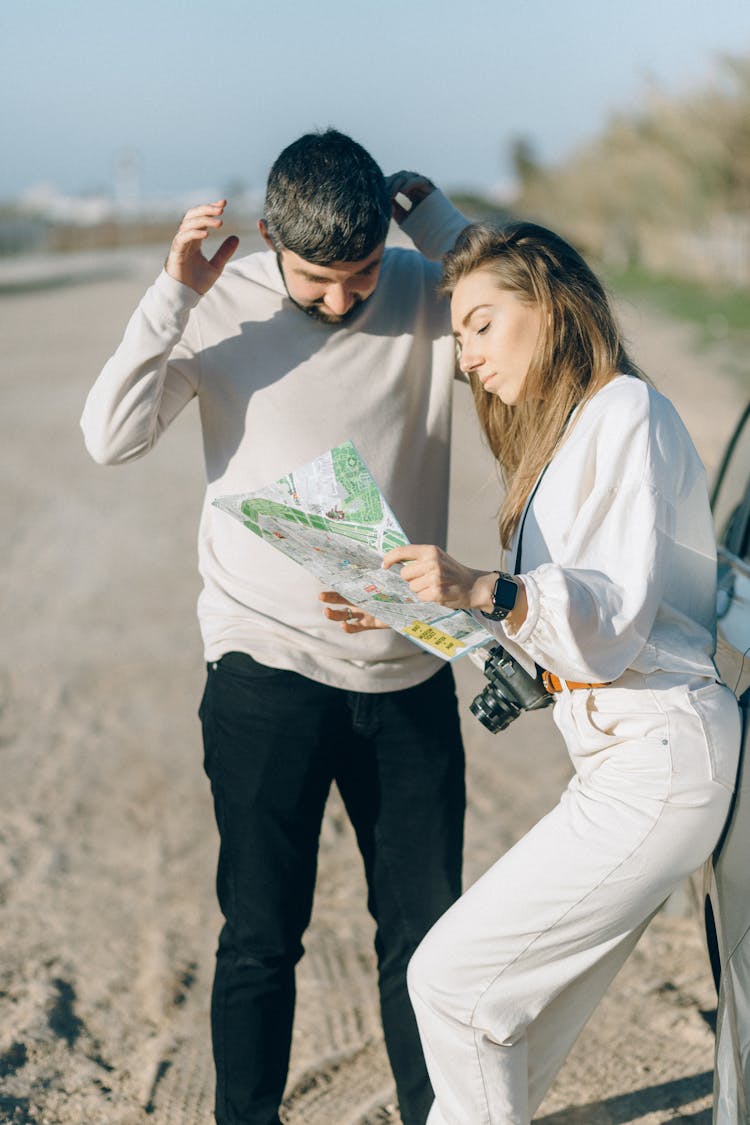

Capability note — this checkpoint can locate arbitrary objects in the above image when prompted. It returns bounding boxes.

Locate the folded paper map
[212,440,493,661]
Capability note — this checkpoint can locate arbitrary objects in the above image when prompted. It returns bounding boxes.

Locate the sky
[3,0,750,204]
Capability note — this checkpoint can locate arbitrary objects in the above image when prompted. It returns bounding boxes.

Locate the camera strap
[512,462,549,575]
[508,404,611,695]
[511,405,578,575]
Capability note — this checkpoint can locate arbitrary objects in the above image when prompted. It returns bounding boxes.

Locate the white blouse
[486,375,719,684]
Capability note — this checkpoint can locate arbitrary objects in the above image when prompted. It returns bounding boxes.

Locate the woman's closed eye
[477,322,490,335]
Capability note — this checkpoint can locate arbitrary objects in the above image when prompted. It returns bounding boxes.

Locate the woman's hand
[382,544,497,611]
[319,591,390,633]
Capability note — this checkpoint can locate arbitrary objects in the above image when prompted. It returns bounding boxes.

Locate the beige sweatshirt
[81,191,467,691]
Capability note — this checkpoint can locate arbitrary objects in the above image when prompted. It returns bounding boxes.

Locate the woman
[378,222,741,1124]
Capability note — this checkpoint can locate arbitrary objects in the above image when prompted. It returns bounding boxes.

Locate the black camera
[470,644,553,733]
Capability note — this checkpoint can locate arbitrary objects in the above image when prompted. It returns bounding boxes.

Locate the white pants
[408,672,741,1125]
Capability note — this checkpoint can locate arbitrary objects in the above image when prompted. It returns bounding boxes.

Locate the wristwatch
[481,572,518,621]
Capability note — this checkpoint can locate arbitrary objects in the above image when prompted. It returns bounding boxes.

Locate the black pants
[199,652,465,1125]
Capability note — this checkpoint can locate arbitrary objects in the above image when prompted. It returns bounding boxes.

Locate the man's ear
[257,219,275,251]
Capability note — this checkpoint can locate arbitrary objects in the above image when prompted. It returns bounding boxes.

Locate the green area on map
[239,442,407,553]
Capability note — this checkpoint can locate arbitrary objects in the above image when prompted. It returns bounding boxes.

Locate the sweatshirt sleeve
[80,270,203,465]
[499,392,690,684]
[400,189,468,260]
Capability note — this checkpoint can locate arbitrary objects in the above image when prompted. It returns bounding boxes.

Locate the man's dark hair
[263,129,390,264]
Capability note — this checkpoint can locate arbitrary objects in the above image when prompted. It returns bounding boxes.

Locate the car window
[712,403,750,563]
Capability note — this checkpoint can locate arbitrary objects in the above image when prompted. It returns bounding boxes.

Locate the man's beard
[302,293,364,325]
[276,254,364,325]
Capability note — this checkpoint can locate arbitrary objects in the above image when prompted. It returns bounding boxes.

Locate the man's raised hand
[385,171,436,225]
[165,200,239,295]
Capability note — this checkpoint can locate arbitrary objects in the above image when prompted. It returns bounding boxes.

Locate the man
[81,129,467,1125]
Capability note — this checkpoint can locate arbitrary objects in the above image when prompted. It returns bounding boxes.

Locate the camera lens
[470,685,521,733]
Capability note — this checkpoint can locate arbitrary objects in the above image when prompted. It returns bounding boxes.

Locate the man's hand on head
[385,171,436,225]
[165,200,240,295]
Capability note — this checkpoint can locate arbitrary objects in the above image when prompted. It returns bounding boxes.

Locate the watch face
[481,573,517,621]
[493,574,518,612]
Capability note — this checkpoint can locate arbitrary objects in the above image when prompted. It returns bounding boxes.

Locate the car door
[712,400,750,697]
[706,401,750,1124]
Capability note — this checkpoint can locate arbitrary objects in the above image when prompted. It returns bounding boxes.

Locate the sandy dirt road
[0,243,746,1125]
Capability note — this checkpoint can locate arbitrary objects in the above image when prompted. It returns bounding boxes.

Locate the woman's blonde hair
[441,221,641,549]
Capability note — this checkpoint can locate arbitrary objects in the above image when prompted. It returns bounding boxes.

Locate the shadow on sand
[536,1069,712,1123]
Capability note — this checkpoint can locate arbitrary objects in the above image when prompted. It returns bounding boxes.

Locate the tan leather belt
[542,670,611,694]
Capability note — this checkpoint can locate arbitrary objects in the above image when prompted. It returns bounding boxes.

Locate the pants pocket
[686,682,742,791]
[561,688,668,754]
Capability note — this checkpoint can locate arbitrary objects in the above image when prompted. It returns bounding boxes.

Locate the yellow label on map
[403,621,465,657]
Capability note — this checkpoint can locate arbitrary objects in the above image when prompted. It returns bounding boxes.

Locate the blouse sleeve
[500,390,689,683]
[505,485,675,682]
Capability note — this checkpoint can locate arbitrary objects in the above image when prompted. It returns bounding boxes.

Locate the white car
[705,400,750,1124]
